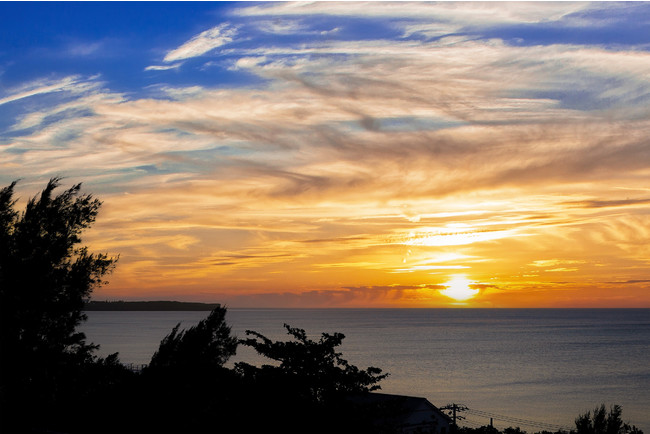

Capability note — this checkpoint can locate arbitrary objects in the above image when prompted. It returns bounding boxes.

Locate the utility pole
[441,403,468,432]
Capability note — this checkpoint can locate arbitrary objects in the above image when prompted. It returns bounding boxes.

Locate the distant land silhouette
[85,300,221,311]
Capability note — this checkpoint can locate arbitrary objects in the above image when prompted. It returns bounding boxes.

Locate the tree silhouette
[148,305,237,371]
[575,404,644,434]
[0,178,118,431]
[237,323,388,403]
[134,306,240,433]
[234,324,389,432]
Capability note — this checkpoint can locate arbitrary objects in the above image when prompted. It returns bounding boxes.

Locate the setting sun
[440,276,480,302]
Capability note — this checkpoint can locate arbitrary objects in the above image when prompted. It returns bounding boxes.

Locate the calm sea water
[81,309,650,431]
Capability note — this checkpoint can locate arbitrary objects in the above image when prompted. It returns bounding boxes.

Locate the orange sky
[79,178,649,307]
[2,3,649,307]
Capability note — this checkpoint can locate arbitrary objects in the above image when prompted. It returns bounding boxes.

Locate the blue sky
[2,2,647,98]
[1,2,649,307]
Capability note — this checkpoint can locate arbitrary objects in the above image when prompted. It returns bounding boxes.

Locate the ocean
[81,308,650,431]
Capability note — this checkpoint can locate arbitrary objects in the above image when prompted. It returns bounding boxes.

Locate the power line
[464,407,573,431]
[462,418,486,428]
[440,403,572,431]
[462,413,494,429]
[441,403,469,431]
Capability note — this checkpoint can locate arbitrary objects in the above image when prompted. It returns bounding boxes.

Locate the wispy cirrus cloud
[563,198,650,209]
[257,19,307,35]
[144,63,182,71]
[235,2,588,25]
[163,24,237,63]
[0,76,83,106]
[64,41,103,57]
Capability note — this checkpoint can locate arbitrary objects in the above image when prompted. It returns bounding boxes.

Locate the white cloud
[11,91,124,131]
[163,24,237,62]
[65,41,102,57]
[257,19,306,35]
[0,76,81,106]
[144,63,182,71]
[158,85,206,100]
[236,2,589,27]
[320,27,341,36]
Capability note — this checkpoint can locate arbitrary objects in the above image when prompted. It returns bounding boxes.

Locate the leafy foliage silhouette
[0,179,123,432]
[148,305,237,371]
[575,405,644,434]
[233,324,390,432]
[135,306,242,433]
[237,323,388,403]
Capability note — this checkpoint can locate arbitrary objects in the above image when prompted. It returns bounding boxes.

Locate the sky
[1,2,649,308]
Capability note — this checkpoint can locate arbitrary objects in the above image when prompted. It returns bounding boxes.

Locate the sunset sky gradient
[1,2,649,307]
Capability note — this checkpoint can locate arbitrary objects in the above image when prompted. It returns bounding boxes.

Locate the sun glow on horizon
[2,2,650,308]
[440,275,480,302]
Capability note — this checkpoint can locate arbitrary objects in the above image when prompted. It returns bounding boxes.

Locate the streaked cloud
[530,260,586,268]
[563,198,650,209]
[65,41,103,57]
[163,24,237,62]
[0,76,83,106]
[145,63,182,71]
[257,19,307,35]
[235,2,588,25]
